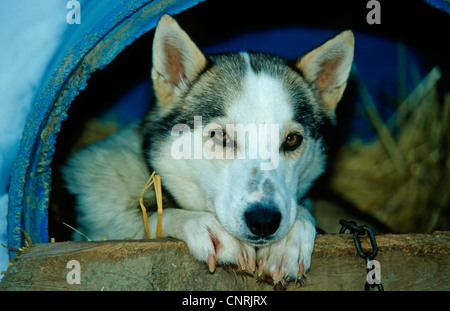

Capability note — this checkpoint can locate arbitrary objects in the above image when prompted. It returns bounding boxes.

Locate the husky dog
[62,14,354,286]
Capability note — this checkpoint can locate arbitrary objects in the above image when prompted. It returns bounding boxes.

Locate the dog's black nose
[245,205,281,237]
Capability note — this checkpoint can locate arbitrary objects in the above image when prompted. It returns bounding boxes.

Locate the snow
[0,0,68,279]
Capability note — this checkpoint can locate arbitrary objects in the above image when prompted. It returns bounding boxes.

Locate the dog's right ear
[152,14,208,108]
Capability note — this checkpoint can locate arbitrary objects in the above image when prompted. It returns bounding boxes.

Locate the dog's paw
[183,213,256,274]
[256,216,315,287]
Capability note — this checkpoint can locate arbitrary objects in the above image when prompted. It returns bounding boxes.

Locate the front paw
[183,213,256,274]
[256,217,315,287]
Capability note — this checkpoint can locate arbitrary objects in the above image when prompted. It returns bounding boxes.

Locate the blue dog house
[7,0,204,254]
[6,0,446,257]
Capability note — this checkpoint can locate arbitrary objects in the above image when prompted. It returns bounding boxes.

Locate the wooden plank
[1,232,449,291]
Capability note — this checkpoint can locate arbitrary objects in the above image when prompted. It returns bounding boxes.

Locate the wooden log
[1,232,449,291]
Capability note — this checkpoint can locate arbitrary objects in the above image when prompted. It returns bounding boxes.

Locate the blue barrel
[7,0,203,255]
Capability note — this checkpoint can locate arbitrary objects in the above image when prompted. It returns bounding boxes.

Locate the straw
[330,65,449,233]
[139,171,164,239]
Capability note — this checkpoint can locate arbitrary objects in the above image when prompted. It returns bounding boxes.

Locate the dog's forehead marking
[225,52,294,127]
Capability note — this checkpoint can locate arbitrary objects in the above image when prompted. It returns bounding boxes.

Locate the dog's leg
[148,208,256,273]
[256,205,316,286]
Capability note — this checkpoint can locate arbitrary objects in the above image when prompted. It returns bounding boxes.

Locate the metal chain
[339,219,384,291]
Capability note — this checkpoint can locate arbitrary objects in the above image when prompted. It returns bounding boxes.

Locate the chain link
[339,219,384,291]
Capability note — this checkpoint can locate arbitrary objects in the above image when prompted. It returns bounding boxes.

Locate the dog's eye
[210,130,229,147]
[284,133,303,151]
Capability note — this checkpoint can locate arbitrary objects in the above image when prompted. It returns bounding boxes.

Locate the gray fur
[62,14,354,286]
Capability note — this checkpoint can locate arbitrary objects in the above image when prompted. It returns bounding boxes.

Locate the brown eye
[210,130,229,147]
[284,133,303,151]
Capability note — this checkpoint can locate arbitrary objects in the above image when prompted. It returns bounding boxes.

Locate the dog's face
[145,15,354,246]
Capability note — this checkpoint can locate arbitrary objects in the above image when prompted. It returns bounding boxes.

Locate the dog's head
[145,15,354,245]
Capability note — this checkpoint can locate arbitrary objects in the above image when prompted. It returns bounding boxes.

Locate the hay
[139,172,164,239]
[330,66,449,233]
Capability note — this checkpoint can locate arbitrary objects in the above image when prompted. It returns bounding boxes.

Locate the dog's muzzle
[244,204,281,238]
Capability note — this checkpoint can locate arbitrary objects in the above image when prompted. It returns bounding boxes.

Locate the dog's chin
[241,234,280,247]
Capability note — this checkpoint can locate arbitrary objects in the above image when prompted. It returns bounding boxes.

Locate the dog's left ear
[152,14,208,109]
[296,31,354,117]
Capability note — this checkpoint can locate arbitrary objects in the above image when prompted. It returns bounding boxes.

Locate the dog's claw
[238,256,246,271]
[239,251,256,274]
[207,254,216,273]
[257,259,264,277]
[249,258,256,273]
[297,261,305,280]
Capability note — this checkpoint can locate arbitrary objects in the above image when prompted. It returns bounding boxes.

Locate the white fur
[144,52,325,282]
[63,15,354,286]
[62,124,151,240]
